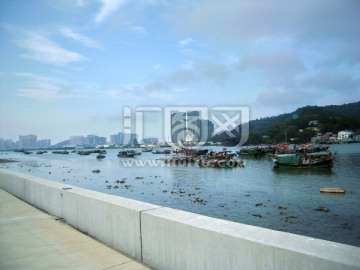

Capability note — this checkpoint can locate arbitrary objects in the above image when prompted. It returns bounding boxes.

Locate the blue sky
[1,0,359,144]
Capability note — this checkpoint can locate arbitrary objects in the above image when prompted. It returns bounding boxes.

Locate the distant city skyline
[0,132,150,148]
[1,1,359,144]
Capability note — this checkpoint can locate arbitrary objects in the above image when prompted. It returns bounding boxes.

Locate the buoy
[320,188,345,194]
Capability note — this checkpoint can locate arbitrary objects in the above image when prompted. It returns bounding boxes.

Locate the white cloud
[129,25,149,37]
[104,86,142,100]
[95,0,128,24]
[172,1,360,46]
[103,82,175,102]
[14,73,82,100]
[237,51,305,87]
[179,37,193,47]
[182,61,194,70]
[76,0,88,6]
[60,27,103,48]
[17,31,88,66]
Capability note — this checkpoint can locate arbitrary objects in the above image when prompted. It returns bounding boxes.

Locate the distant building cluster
[69,135,107,147]
[308,118,360,144]
[0,135,51,150]
[109,132,138,146]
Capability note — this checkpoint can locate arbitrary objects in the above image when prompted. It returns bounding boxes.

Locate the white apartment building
[337,131,352,141]
[19,134,37,149]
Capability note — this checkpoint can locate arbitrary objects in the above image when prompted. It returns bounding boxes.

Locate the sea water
[1,143,359,247]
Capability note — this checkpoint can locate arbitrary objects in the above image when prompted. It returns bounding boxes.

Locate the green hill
[211,101,360,145]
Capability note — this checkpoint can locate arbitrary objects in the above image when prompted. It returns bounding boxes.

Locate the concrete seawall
[1,168,359,270]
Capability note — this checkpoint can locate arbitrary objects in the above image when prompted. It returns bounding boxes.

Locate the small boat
[52,150,69,154]
[141,147,153,152]
[96,154,105,159]
[197,155,245,168]
[152,149,172,154]
[237,147,266,157]
[117,150,136,158]
[320,188,345,194]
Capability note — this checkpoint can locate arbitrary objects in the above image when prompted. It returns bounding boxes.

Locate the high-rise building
[110,132,137,146]
[143,137,159,144]
[19,134,37,149]
[69,136,86,146]
[0,138,12,150]
[37,139,51,148]
[110,133,122,145]
[86,135,107,146]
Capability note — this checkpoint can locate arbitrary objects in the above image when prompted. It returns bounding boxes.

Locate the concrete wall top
[141,206,360,269]
[0,168,161,211]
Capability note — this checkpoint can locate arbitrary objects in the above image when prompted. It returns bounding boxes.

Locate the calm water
[1,144,360,247]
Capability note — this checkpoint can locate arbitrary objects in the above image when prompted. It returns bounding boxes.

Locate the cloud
[104,85,142,100]
[60,27,103,48]
[196,60,229,84]
[166,69,197,86]
[103,82,177,102]
[129,25,149,37]
[172,0,360,46]
[300,69,360,93]
[14,73,83,100]
[95,0,128,24]
[16,31,88,66]
[179,37,193,47]
[2,24,87,66]
[255,67,360,114]
[237,51,305,87]
[182,61,194,70]
[76,0,88,6]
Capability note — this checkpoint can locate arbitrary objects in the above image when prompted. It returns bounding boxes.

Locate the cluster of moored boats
[164,149,245,168]
[14,143,335,169]
[237,144,334,168]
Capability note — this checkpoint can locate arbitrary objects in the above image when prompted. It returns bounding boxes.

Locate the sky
[0,0,360,144]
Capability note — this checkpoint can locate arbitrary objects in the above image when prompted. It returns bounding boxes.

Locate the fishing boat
[273,151,334,169]
[237,147,266,157]
[197,151,245,168]
[152,149,172,154]
[198,158,245,168]
[96,154,105,159]
[141,147,153,152]
[117,150,136,158]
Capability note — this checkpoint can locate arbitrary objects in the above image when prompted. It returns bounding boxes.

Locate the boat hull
[273,157,334,169]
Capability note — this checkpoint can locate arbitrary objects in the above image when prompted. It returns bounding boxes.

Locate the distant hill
[53,140,70,148]
[211,101,360,145]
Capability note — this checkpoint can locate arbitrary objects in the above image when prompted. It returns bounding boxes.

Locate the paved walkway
[0,189,153,270]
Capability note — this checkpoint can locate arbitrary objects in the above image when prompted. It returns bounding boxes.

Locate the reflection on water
[272,167,334,176]
[1,144,360,247]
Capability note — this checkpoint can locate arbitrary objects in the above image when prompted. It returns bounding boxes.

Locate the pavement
[0,188,153,270]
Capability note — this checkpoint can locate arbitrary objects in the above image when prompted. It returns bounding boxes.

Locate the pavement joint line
[0,216,54,226]
[101,260,139,270]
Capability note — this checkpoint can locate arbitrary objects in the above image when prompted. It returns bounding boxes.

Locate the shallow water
[1,144,360,247]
